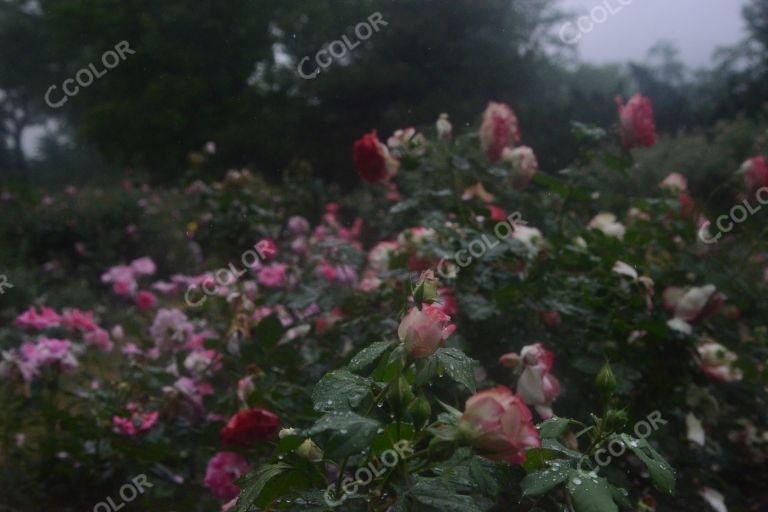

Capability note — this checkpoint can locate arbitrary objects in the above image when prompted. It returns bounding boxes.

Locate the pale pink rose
[358,273,382,292]
[84,328,113,352]
[397,305,457,358]
[15,306,61,330]
[135,290,158,311]
[257,263,287,288]
[184,350,223,377]
[387,127,416,148]
[500,146,538,190]
[739,156,768,195]
[101,265,137,296]
[697,340,742,383]
[512,225,545,255]
[367,241,399,272]
[588,213,626,240]
[500,343,560,419]
[130,257,156,276]
[315,308,345,335]
[287,216,310,235]
[461,182,496,203]
[479,102,521,162]
[616,94,656,149]
[660,173,688,193]
[663,285,725,323]
[436,113,452,140]
[150,309,193,352]
[459,386,540,464]
[20,338,78,375]
[204,452,251,501]
[237,376,255,404]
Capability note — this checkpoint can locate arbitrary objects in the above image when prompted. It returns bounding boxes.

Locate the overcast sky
[556,0,749,68]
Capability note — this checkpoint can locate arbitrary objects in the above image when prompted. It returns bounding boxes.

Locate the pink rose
[204,452,251,501]
[459,386,540,464]
[740,156,768,195]
[130,257,156,276]
[255,239,278,260]
[500,343,561,419]
[84,328,113,352]
[258,263,287,288]
[397,305,456,358]
[616,94,656,149]
[135,290,158,311]
[15,306,61,330]
[479,102,521,162]
[60,309,97,332]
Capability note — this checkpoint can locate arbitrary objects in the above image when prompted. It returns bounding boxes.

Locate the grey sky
[557,0,749,67]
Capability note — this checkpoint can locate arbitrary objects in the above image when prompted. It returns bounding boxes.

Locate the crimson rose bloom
[616,94,656,149]
[353,131,395,183]
[220,408,279,447]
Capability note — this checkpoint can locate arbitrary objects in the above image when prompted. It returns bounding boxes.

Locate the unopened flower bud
[405,396,432,427]
[413,270,439,306]
[387,376,415,414]
[596,362,617,396]
[297,438,323,462]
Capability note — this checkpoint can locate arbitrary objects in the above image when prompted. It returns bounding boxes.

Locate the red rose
[616,94,656,149]
[220,408,279,447]
[353,131,396,183]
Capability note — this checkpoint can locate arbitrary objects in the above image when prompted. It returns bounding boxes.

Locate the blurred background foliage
[0,0,767,188]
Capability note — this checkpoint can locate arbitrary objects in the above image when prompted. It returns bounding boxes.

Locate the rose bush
[1,96,767,512]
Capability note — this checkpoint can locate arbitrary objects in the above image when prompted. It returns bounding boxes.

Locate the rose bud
[413,270,439,306]
[458,386,540,464]
[405,396,432,428]
[220,408,279,447]
[397,305,457,359]
[595,361,617,396]
[499,352,522,369]
[297,439,323,462]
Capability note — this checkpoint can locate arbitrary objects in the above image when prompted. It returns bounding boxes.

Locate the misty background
[0,0,765,188]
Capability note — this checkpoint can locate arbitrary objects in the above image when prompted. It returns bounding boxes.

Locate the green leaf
[538,417,571,439]
[610,486,632,509]
[305,412,381,459]
[348,341,394,374]
[469,457,499,496]
[235,463,311,510]
[542,438,582,459]
[312,369,373,413]
[409,477,483,512]
[566,471,618,512]
[521,464,572,497]
[618,434,675,495]
[254,314,284,349]
[435,347,476,392]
